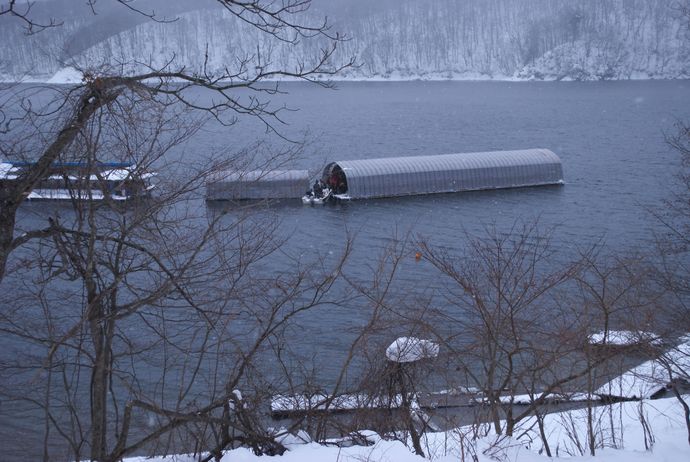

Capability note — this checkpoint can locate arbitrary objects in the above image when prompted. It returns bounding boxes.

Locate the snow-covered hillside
[1,0,689,81]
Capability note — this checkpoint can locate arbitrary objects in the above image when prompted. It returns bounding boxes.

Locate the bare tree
[418,222,595,439]
[654,339,690,445]
[0,3,355,459]
[0,94,352,460]
[0,0,354,282]
[0,0,60,33]
[575,251,659,345]
[651,120,690,445]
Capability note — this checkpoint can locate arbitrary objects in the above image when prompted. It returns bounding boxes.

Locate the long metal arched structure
[325,149,563,200]
[206,169,309,200]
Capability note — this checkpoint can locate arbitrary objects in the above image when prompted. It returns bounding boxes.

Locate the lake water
[4,80,690,460]
[207,80,690,254]
[204,79,690,380]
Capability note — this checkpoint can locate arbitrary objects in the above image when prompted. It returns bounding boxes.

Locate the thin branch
[0,0,61,34]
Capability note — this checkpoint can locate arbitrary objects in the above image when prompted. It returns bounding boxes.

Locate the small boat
[0,161,155,201]
[302,187,332,205]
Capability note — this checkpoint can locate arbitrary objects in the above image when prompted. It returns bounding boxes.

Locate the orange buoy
[415,251,422,261]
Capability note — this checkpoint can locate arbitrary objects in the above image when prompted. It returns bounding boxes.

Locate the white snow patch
[0,163,13,177]
[596,336,690,399]
[271,393,404,413]
[436,386,481,395]
[588,330,663,347]
[386,337,439,363]
[275,428,312,446]
[474,392,597,405]
[46,67,83,84]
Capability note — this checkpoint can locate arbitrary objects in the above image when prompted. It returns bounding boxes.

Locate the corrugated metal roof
[332,149,563,199]
[208,170,309,182]
[206,169,309,200]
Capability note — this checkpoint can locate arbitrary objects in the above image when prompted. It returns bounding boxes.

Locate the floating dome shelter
[321,149,563,200]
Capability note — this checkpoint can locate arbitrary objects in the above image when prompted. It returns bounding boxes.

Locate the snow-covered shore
[123,395,690,462]
[3,66,686,85]
[125,336,690,461]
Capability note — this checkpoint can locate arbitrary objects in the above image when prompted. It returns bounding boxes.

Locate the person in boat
[313,180,323,198]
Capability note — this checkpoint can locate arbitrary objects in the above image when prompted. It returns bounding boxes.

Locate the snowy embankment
[13,66,683,85]
[0,68,522,84]
[124,336,690,461]
[124,395,690,462]
[45,67,83,84]
[596,336,690,400]
[587,330,664,347]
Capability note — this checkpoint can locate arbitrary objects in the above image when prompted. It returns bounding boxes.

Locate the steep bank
[1,0,688,82]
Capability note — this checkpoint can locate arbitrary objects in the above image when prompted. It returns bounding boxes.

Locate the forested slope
[1,0,688,81]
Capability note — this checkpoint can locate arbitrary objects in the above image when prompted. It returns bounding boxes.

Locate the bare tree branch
[0,0,60,34]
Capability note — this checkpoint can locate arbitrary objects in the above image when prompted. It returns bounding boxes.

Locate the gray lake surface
[13,80,690,377]
[204,80,690,379]
[5,80,690,459]
[207,80,690,252]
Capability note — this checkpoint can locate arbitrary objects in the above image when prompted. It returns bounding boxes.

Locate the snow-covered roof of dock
[0,162,14,178]
[209,170,309,182]
[330,149,563,200]
[587,330,663,347]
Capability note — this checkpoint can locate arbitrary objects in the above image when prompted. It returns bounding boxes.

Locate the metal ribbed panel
[206,169,309,200]
[333,149,563,199]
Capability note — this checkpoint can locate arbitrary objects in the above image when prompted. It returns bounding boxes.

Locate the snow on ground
[271,392,404,413]
[123,431,427,462]
[473,392,595,405]
[596,337,690,399]
[587,331,663,347]
[126,339,690,461]
[123,395,690,462]
[31,67,519,84]
[595,360,667,399]
[476,395,688,461]
[45,67,83,84]
[24,65,681,85]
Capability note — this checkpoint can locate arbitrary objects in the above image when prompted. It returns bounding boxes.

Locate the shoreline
[2,67,688,85]
[3,76,688,85]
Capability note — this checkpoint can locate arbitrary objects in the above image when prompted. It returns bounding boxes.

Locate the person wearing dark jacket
[313,180,323,198]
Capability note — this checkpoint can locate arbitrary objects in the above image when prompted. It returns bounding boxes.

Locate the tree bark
[88,292,110,461]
